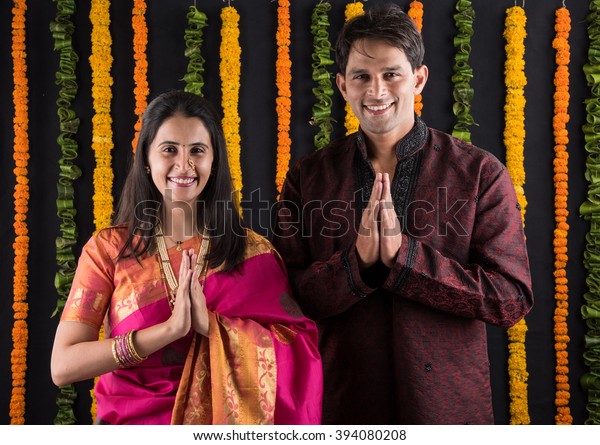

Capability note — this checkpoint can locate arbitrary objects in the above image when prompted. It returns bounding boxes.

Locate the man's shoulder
[427,127,504,170]
[294,134,355,169]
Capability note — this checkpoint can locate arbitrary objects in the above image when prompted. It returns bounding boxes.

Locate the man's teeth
[366,104,391,111]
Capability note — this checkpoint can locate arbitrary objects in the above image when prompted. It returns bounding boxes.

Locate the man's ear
[336,72,348,100]
[414,65,429,95]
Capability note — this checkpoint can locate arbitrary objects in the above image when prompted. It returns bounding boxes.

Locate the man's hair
[335,3,425,74]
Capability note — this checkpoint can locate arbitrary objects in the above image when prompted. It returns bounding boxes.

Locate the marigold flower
[550,6,573,424]
[343,2,363,135]
[10,0,30,425]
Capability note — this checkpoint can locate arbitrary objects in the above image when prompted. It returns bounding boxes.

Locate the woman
[51,90,322,425]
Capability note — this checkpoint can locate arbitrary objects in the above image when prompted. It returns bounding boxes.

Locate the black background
[0,0,594,425]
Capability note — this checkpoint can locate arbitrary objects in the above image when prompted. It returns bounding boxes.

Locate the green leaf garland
[579,0,600,425]
[182,5,208,96]
[49,0,81,425]
[310,1,335,150]
[451,0,477,143]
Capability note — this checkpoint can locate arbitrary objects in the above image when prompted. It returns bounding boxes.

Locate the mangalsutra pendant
[176,241,183,251]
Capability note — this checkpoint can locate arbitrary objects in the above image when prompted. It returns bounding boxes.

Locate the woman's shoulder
[89,224,130,257]
[243,229,278,261]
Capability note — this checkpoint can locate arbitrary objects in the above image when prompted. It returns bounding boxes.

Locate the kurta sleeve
[382,166,533,328]
[273,162,377,321]
[60,231,115,330]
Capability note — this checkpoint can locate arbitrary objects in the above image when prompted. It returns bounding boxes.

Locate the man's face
[336,39,428,143]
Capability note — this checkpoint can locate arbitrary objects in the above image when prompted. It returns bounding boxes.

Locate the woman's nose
[176,152,191,171]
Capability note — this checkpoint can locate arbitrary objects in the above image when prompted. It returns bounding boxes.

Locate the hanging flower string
[275,0,291,195]
[552,5,572,425]
[408,1,423,116]
[49,0,81,424]
[579,0,600,425]
[310,1,335,150]
[89,0,114,421]
[503,5,530,425]
[451,0,476,143]
[343,1,363,136]
[131,0,148,152]
[10,0,30,425]
[90,0,114,232]
[220,5,243,207]
[182,5,208,96]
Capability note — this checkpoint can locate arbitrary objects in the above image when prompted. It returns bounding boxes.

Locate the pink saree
[61,227,322,424]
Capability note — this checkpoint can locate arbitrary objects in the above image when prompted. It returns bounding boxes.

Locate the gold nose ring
[188,159,195,169]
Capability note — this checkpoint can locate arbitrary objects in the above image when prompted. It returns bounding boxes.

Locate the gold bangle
[127,330,147,363]
[111,336,124,368]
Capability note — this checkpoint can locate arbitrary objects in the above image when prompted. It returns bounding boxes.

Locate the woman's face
[147,113,214,208]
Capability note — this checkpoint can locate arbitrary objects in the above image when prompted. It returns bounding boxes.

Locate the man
[272,4,533,424]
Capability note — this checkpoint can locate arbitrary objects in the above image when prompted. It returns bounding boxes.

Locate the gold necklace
[164,236,186,251]
[155,225,210,310]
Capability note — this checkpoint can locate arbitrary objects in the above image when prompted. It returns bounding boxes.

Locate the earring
[144,166,150,174]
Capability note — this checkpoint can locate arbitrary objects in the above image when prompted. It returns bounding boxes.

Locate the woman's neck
[162,202,198,243]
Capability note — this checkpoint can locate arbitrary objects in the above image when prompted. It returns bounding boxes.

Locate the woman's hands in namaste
[169,249,210,338]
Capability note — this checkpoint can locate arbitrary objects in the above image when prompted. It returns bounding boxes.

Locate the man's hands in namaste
[355,172,402,271]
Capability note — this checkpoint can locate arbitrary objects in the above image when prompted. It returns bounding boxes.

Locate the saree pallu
[61,227,322,424]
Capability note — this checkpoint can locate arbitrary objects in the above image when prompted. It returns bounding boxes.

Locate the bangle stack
[111,330,147,368]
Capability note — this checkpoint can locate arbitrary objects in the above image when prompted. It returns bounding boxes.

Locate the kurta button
[516,294,525,301]
[434,144,441,152]
[425,363,432,372]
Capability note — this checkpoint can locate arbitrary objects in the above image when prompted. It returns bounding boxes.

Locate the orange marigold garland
[552,5,572,425]
[275,0,291,195]
[89,0,114,421]
[503,4,530,425]
[10,0,30,425]
[343,1,363,135]
[131,0,148,152]
[408,1,423,116]
[220,5,243,207]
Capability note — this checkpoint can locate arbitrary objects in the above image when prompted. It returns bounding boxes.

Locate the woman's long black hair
[113,90,247,271]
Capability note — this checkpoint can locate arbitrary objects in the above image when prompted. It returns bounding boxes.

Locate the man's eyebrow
[347,66,403,75]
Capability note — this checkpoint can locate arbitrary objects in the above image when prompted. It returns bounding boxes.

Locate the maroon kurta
[273,117,533,424]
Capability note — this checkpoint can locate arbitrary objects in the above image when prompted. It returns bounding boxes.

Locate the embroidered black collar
[354,114,428,161]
